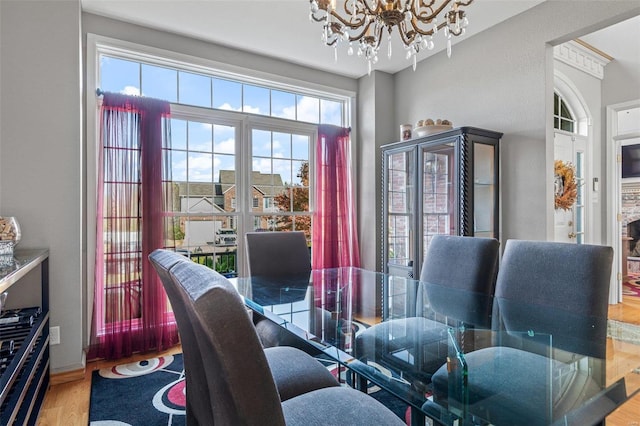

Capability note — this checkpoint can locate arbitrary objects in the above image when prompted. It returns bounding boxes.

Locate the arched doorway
[553,71,592,244]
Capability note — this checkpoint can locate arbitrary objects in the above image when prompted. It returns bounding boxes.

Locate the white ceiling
[80,0,638,79]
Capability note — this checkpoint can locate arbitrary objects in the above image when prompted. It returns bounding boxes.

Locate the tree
[273,162,311,237]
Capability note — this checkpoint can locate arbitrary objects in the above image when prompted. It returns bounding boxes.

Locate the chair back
[149,250,212,425]
[168,259,286,425]
[418,235,500,328]
[245,231,311,278]
[494,240,613,358]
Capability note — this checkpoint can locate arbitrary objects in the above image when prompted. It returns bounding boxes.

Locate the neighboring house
[173,170,285,242]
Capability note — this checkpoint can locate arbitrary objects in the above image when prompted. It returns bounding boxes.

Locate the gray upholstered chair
[149,249,339,424]
[429,240,614,425]
[245,231,311,279]
[355,235,500,381]
[245,231,315,348]
[166,256,405,425]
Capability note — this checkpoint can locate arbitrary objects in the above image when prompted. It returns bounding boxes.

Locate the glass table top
[232,267,640,425]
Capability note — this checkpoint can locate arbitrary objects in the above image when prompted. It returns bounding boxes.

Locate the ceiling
[80,0,638,79]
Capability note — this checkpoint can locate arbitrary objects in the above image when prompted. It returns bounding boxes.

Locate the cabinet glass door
[385,149,415,277]
[473,142,496,238]
[421,142,456,254]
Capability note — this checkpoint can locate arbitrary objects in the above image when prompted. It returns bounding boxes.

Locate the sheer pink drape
[312,124,361,269]
[89,92,178,360]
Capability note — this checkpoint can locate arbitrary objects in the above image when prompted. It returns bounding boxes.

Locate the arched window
[554,91,576,133]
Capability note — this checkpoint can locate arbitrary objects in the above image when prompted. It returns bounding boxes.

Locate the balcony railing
[176,248,237,278]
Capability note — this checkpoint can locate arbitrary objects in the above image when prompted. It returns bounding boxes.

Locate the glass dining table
[231,267,640,426]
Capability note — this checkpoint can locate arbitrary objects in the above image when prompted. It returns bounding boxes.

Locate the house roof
[175,170,285,198]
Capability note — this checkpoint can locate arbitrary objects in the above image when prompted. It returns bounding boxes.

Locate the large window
[92,38,351,279]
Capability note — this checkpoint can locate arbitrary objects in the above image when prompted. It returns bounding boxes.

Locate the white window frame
[86,35,354,335]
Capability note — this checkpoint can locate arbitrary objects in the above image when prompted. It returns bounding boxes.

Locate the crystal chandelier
[309,0,473,74]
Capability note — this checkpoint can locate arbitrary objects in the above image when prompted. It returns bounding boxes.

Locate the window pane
[296,95,319,123]
[213,125,235,154]
[189,121,213,152]
[273,159,293,185]
[171,151,187,185]
[141,64,177,102]
[560,99,572,120]
[213,78,242,111]
[291,161,307,185]
[179,71,211,108]
[215,154,235,190]
[100,56,140,95]
[252,129,272,158]
[273,132,292,158]
[321,98,343,125]
[292,135,309,160]
[171,119,187,150]
[244,84,270,116]
[554,93,559,116]
[272,90,296,119]
[560,119,573,132]
[188,152,213,182]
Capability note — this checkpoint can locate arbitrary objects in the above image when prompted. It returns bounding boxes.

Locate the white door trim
[606,99,640,304]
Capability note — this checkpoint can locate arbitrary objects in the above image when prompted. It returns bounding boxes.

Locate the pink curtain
[89,92,178,360]
[312,124,361,269]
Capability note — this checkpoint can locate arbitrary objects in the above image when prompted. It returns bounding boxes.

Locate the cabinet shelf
[382,127,501,278]
[0,249,49,425]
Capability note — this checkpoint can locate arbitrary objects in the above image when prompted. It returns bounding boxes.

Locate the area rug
[89,352,411,425]
[623,277,640,298]
[89,354,186,426]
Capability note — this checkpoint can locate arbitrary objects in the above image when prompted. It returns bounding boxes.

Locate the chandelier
[309,0,473,74]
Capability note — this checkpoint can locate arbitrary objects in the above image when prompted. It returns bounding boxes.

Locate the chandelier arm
[413,0,452,23]
[329,10,367,28]
[347,21,376,42]
[328,0,380,28]
[360,0,381,16]
[397,24,417,47]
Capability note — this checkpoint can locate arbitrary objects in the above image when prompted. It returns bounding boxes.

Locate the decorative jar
[0,217,21,257]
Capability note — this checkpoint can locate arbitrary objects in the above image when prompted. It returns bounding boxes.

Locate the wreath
[554,160,577,210]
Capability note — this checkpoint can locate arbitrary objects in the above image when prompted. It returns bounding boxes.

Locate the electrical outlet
[50,326,61,345]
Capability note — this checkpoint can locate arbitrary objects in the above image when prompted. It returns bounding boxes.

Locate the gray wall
[357,71,395,272]
[389,1,640,250]
[0,0,83,373]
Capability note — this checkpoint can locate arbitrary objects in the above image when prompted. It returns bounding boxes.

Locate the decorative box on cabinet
[0,249,49,425]
[382,127,501,278]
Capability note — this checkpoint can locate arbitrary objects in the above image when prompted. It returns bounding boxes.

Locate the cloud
[121,86,140,96]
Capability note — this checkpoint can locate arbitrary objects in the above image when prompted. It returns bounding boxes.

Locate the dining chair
[245,231,311,279]
[149,249,339,422]
[166,256,406,425]
[245,231,316,348]
[428,239,614,425]
[355,235,500,381]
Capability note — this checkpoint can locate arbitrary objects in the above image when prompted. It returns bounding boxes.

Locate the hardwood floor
[36,300,640,426]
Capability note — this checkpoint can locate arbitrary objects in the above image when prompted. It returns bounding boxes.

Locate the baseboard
[50,350,87,385]
[50,367,85,385]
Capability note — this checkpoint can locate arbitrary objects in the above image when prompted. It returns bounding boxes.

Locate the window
[554,92,575,133]
[92,37,350,278]
[99,54,346,125]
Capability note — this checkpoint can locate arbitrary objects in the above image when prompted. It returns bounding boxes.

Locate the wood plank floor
[36,297,640,426]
